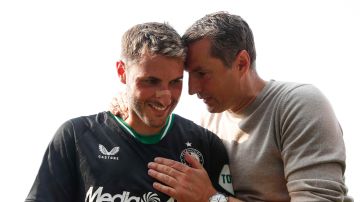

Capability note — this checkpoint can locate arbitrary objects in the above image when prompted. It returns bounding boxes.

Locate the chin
[148,120,167,128]
[206,107,218,113]
[206,105,226,113]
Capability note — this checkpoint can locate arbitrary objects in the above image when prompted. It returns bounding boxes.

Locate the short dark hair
[183,11,256,68]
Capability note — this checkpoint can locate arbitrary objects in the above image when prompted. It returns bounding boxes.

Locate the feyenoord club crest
[180,144,204,166]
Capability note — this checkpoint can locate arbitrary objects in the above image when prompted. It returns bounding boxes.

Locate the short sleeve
[25,120,78,202]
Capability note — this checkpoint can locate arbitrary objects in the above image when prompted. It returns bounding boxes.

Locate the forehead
[186,38,211,60]
[130,53,184,77]
[185,38,217,71]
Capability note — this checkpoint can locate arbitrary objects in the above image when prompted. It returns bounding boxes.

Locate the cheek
[210,79,229,98]
[131,87,156,101]
[177,83,183,93]
[201,79,216,93]
[171,87,183,100]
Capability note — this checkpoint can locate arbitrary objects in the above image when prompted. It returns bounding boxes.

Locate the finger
[148,162,184,179]
[119,91,128,105]
[184,152,203,169]
[109,99,120,115]
[153,157,188,172]
[118,92,129,120]
[148,168,178,187]
[152,182,177,199]
[111,97,117,106]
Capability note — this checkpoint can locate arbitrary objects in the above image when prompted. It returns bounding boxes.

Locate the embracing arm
[109,92,129,120]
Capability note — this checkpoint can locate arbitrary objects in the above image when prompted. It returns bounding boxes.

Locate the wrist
[206,187,217,199]
[208,192,228,202]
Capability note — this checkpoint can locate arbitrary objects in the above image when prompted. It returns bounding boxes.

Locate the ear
[234,50,251,75]
[116,60,126,84]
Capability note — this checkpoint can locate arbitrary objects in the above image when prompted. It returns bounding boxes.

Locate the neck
[112,113,172,144]
[229,94,257,114]
[230,69,266,114]
[126,114,165,136]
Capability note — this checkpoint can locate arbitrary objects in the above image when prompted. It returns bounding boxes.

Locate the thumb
[184,152,203,169]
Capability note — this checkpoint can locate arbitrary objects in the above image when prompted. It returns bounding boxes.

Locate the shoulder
[276,82,341,139]
[68,111,108,126]
[283,82,324,100]
[276,82,331,111]
[267,81,317,98]
[263,81,328,108]
[68,111,110,129]
[54,111,110,140]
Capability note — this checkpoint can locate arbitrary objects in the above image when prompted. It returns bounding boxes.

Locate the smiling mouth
[149,103,169,111]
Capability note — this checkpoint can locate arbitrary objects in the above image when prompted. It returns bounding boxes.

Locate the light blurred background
[0,0,358,200]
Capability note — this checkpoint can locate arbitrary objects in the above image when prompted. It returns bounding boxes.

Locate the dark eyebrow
[141,76,183,83]
[137,76,161,84]
[188,66,205,72]
[146,76,161,81]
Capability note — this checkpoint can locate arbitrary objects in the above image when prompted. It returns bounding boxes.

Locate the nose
[156,90,171,106]
[188,74,200,95]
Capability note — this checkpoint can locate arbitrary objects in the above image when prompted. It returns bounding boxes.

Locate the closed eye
[196,71,206,76]
[192,70,207,78]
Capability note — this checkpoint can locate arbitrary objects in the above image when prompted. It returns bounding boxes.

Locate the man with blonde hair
[26,22,233,202]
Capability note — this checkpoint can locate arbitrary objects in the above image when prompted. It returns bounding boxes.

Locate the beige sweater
[200,80,352,202]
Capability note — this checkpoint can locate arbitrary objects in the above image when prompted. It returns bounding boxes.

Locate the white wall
[0,0,358,200]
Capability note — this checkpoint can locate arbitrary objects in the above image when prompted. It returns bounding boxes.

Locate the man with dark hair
[112,11,352,202]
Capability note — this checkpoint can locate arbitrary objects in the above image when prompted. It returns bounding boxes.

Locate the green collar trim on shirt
[110,112,174,144]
